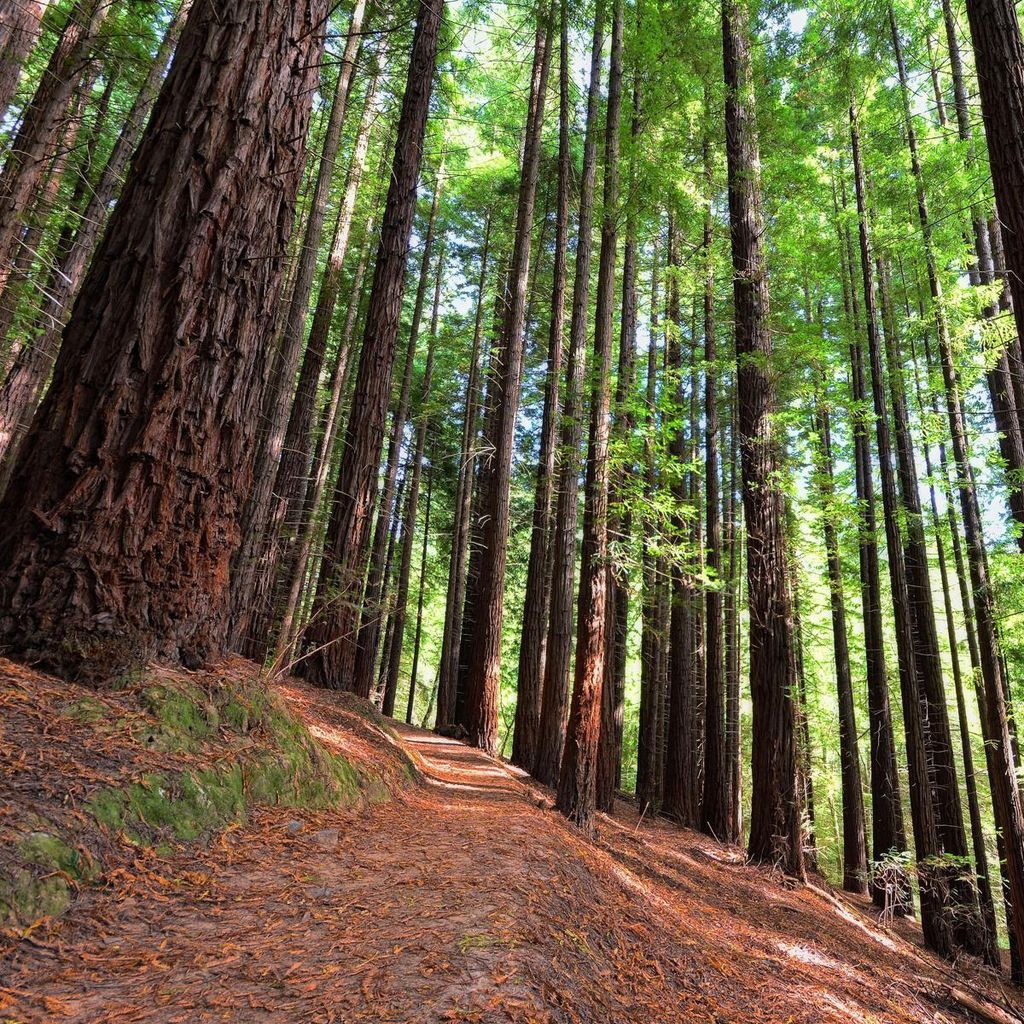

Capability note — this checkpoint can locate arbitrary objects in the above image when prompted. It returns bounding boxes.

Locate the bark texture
[0,0,326,679]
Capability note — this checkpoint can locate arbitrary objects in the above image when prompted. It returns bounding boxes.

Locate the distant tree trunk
[435,213,491,728]
[556,0,621,833]
[812,396,868,894]
[513,0,568,772]
[534,0,604,786]
[722,0,803,877]
[597,56,638,810]
[836,176,910,914]
[383,250,441,717]
[273,208,378,669]
[0,0,50,119]
[662,213,699,828]
[0,0,326,678]
[963,0,1024,354]
[636,230,661,815]
[300,0,443,691]
[253,50,385,653]
[354,167,444,697]
[0,1,190,484]
[700,104,727,839]
[230,0,367,652]
[465,11,552,755]
[0,0,109,300]
[723,381,743,843]
[850,102,951,954]
[406,461,433,724]
[375,461,408,706]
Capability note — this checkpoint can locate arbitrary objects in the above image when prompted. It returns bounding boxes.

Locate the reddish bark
[0,0,326,679]
[722,0,803,877]
[557,0,621,833]
[534,0,604,787]
[464,13,551,755]
[300,0,443,691]
[0,2,190,485]
[0,0,109,300]
[0,0,50,118]
[513,2,567,773]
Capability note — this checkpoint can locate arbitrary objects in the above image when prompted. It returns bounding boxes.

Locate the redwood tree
[301,0,444,691]
[721,0,803,877]
[0,0,327,678]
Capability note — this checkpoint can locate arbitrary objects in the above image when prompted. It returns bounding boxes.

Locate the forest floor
[2,660,1023,1024]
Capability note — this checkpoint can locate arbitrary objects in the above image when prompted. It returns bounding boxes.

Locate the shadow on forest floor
[1,657,1022,1024]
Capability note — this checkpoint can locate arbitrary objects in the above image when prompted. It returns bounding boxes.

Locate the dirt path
[4,690,1023,1024]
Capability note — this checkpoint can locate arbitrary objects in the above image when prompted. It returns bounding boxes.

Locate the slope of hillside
[1,659,1021,1024]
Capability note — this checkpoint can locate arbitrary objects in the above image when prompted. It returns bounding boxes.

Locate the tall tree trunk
[383,249,441,717]
[300,0,443,691]
[0,0,326,678]
[0,1,190,485]
[700,102,727,839]
[724,379,742,844]
[722,0,803,877]
[636,228,661,815]
[534,0,604,785]
[353,166,444,697]
[556,0,621,833]
[662,214,699,827]
[813,396,869,894]
[464,11,552,755]
[0,0,109,300]
[406,460,433,725]
[254,48,385,652]
[836,173,910,914]
[850,102,952,955]
[597,54,639,811]
[230,0,368,652]
[0,0,50,119]
[963,0,1024,362]
[435,213,491,728]
[513,0,569,771]
[888,13,985,954]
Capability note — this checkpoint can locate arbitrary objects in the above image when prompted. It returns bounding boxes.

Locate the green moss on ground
[3,667,395,929]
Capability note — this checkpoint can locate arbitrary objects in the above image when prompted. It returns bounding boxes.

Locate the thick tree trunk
[0,0,109,300]
[464,12,552,755]
[722,0,803,877]
[230,0,367,652]
[963,0,1024,357]
[513,0,568,772]
[0,0,50,119]
[406,461,433,724]
[556,0,621,833]
[0,1,190,486]
[534,0,604,785]
[435,214,491,728]
[300,0,443,690]
[0,0,326,679]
